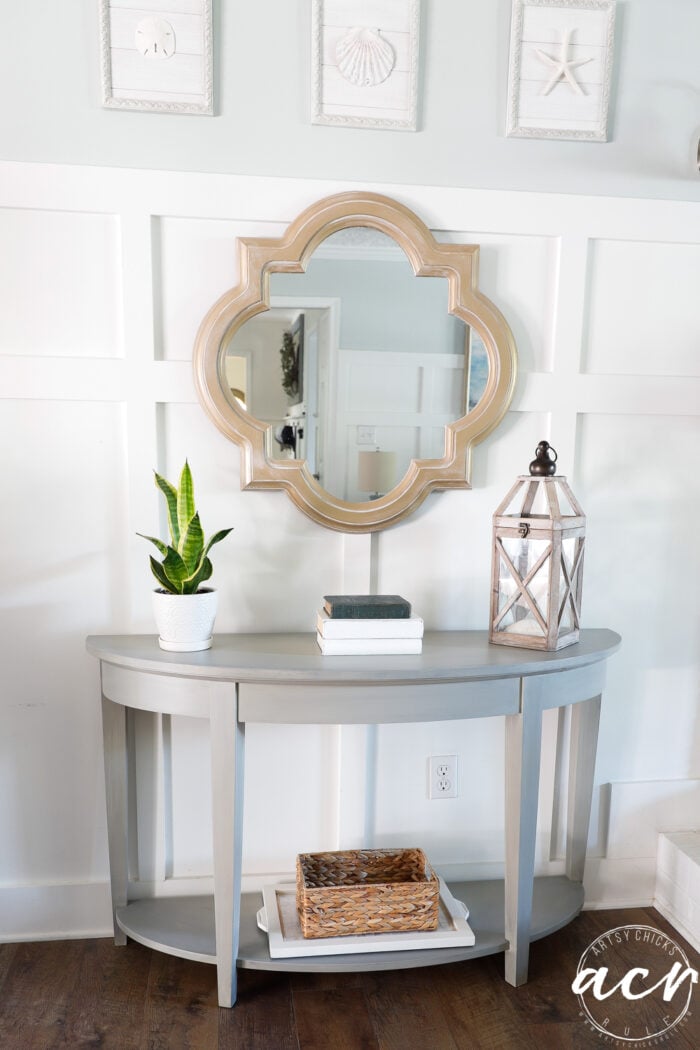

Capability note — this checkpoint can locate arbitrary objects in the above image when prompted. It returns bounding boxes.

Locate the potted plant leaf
[138,461,233,651]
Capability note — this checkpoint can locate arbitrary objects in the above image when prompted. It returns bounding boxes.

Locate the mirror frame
[193,191,517,532]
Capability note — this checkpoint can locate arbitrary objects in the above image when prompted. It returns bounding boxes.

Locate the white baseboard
[0,856,663,942]
[653,830,700,952]
[0,882,113,942]
[653,897,700,954]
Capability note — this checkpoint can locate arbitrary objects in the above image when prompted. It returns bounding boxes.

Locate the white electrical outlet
[428,755,458,799]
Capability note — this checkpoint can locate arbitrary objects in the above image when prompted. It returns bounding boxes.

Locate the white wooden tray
[256,878,474,958]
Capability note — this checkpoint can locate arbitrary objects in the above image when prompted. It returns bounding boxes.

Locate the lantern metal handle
[529,440,558,476]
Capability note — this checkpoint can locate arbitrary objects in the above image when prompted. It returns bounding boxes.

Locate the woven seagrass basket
[296,847,439,939]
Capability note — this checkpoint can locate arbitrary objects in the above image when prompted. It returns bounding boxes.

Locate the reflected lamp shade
[489,442,586,651]
[357,450,397,497]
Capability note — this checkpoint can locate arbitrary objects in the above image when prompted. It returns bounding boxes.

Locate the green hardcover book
[322,594,412,619]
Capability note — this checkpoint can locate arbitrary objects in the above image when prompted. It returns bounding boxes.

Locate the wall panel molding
[2,159,698,933]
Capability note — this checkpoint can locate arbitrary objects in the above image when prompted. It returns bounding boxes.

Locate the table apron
[238,677,520,724]
[101,662,234,717]
[524,662,608,711]
[100,660,608,724]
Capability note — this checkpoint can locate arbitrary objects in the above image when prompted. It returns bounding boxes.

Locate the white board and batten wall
[0,161,698,940]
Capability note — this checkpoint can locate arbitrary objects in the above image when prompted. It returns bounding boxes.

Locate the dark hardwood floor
[1,907,698,1049]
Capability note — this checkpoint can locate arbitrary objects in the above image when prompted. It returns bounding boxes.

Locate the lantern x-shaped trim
[489,474,586,650]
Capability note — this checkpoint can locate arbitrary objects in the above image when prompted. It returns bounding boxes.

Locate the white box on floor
[655,830,700,953]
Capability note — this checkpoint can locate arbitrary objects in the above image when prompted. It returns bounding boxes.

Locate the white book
[316,634,423,656]
[317,610,424,639]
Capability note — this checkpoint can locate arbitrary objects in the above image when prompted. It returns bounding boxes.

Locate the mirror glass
[223,229,488,502]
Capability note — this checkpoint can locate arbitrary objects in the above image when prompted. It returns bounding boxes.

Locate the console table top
[87,628,621,686]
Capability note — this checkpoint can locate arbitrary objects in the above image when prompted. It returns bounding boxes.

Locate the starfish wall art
[505,0,617,141]
[535,27,593,96]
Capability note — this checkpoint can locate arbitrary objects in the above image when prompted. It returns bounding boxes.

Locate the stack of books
[316,595,424,655]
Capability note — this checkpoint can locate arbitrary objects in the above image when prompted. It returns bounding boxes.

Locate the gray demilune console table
[87,629,620,1008]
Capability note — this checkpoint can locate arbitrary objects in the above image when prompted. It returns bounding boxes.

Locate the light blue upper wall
[1,1,698,202]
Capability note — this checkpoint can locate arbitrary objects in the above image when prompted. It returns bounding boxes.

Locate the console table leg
[504,700,542,986]
[210,687,245,1009]
[101,695,128,946]
[566,694,601,882]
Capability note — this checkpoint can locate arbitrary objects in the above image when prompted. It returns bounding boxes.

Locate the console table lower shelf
[115,875,584,974]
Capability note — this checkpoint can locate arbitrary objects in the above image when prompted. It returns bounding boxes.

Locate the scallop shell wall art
[311,0,420,131]
[335,27,396,87]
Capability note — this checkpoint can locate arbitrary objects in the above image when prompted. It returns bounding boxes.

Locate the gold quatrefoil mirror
[193,192,517,532]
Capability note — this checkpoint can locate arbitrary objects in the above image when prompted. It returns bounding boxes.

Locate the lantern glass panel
[558,536,582,631]
[559,582,574,631]
[562,536,577,574]
[496,536,551,637]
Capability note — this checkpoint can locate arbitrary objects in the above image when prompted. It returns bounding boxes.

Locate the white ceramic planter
[152,588,218,651]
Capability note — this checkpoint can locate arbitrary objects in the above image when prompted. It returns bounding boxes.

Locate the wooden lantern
[489,442,586,651]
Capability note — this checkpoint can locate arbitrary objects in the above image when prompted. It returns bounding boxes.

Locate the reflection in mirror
[223,229,488,502]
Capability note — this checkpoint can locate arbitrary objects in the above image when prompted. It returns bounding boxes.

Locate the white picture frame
[99,0,214,115]
[311,0,421,131]
[506,0,616,142]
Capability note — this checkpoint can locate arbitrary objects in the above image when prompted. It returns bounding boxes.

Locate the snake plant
[138,461,233,595]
